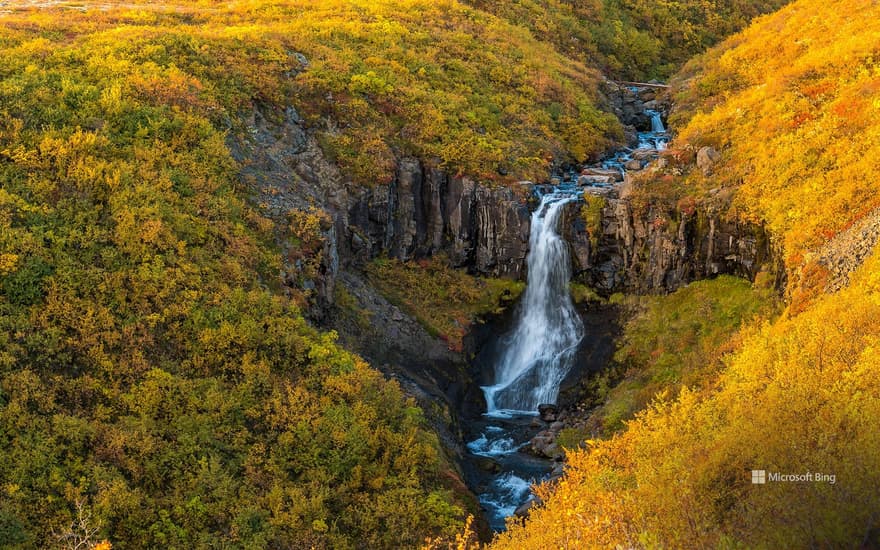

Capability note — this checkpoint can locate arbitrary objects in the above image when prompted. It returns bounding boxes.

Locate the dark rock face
[228,102,773,301]
[562,198,773,294]
[226,104,533,313]
[351,160,531,278]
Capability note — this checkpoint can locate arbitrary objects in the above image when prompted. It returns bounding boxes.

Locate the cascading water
[650,110,666,133]
[464,86,669,533]
[482,191,584,416]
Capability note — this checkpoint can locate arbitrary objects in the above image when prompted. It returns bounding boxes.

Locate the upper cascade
[650,110,666,133]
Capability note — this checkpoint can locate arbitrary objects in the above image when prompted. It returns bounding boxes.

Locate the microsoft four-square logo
[752,470,766,484]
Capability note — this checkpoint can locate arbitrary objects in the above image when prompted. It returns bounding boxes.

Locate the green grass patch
[366,255,524,352]
[591,276,779,435]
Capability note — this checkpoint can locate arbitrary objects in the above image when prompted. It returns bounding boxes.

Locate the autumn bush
[669,0,880,273]
[0,4,469,547]
[495,250,880,549]
[466,0,788,80]
[591,276,778,435]
[492,0,880,547]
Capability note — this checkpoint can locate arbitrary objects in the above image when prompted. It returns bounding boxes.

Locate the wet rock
[632,148,658,161]
[578,175,616,186]
[514,498,538,519]
[623,124,639,146]
[550,421,565,432]
[530,430,563,460]
[538,404,558,422]
[624,159,642,171]
[697,146,722,175]
[475,456,502,474]
[581,168,623,181]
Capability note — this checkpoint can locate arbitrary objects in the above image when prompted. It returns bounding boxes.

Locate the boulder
[578,175,616,186]
[632,148,658,161]
[550,421,565,432]
[697,146,722,175]
[538,404,558,422]
[529,430,563,459]
[474,456,502,474]
[624,159,642,171]
[623,124,639,147]
[581,167,623,181]
[514,498,538,519]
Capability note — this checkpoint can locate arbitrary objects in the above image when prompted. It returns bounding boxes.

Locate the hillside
[0,3,485,547]
[493,0,880,547]
[465,0,789,80]
[0,0,865,547]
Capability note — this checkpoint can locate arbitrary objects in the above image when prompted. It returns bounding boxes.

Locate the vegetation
[284,0,623,185]
[588,276,778,436]
[492,0,880,547]
[569,282,603,305]
[466,0,789,80]
[580,192,606,249]
[0,4,468,548]
[0,0,869,547]
[366,256,524,352]
[669,0,880,273]
[494,251,880,549]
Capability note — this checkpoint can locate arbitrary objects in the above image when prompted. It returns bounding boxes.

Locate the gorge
[3,1,877,547]
[239,90,773,532]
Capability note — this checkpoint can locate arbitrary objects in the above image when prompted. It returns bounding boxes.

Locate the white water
[650,110,666,133]
[482,192,584,415]
[467,434,520,456]
[479,472,533,520]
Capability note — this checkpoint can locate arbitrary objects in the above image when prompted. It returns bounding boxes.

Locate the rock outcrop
[602,80,671,141]
[696,146,721,176]
[817,206,880,293]
[562,197,773,294]
[347,164,531,278]
[227,103,533,309]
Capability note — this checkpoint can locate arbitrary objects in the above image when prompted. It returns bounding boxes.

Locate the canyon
[226,84,777,533]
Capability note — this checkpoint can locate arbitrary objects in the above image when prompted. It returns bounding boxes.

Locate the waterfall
[483,192,584,415]
[650,111,666,133]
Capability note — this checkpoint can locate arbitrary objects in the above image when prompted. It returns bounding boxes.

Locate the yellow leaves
[500,251,880,548]
[0,253,19,275]
[671,0,880,281]
[100,83,125,115]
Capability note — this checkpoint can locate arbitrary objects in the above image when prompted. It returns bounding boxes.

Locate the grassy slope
[585,276,777,436]
[281,0,622,185]
[493,1,880,547]
[670,0,880,268]
[0,4,478,548]
[465,0,789,80]
[365,256,524,353]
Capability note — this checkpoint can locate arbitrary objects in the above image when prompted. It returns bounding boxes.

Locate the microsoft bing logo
[752,470,766,484]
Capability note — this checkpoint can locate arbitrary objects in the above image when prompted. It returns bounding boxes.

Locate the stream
[464,104,670,532]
